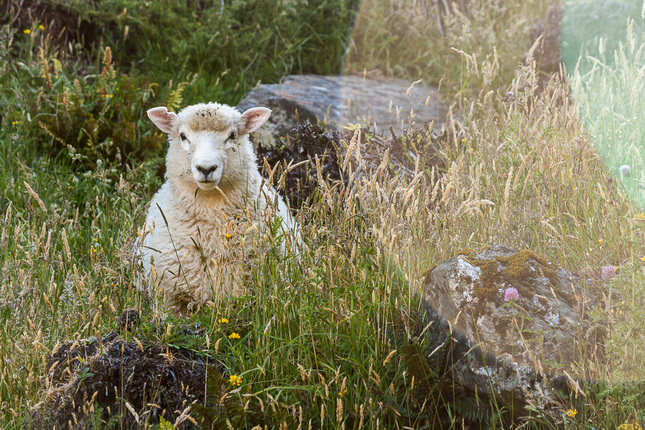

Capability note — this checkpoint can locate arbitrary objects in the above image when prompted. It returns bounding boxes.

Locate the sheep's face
[147,103,271,191]
[180,127,230,190]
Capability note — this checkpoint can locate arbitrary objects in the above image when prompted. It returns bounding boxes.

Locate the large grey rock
[422,245,604,419]
[237,74,447,144]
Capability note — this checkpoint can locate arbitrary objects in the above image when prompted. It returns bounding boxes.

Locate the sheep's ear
[147,107,177,134]
[238,107,271,135]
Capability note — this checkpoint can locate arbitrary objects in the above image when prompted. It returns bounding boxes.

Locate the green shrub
[30,46,169,168]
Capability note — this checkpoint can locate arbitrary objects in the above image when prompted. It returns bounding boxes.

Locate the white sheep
[140,102,299,314]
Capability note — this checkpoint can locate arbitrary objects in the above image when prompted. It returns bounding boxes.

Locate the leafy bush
[30,46,172,168]
[1,23,186,170]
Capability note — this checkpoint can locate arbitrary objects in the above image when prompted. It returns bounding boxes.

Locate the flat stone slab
[237,74,447,143]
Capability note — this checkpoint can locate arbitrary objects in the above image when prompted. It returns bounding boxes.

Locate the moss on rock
[459,247,561,303]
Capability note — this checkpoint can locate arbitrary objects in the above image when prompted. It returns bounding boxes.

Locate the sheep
[140,102,300,314]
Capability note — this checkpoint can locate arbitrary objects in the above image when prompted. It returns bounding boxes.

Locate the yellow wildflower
[618,424,641,430]
[641,256,645,262]
[218,318,229,324]
[637,213,645,220]
[105,94,113,99]
[39,24,45,30]
[598,239,603,245]
[225,233,233,239]
[228,374,242,386]
[23,29,31,34]
[565,408,577,418]
[229,332,240,340]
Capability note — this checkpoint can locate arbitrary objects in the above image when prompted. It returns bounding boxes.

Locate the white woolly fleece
[140,102,299,314]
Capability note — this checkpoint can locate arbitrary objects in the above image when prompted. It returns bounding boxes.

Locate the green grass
[570,21,645,210]
[562,0,645,75]
[567,0,645,387]
[2,0,645,428]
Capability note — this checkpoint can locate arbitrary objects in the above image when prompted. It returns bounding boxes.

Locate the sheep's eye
[227,131,236,142]
[179,132,187,141]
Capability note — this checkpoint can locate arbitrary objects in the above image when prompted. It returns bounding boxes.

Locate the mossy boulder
[422,245,605,420]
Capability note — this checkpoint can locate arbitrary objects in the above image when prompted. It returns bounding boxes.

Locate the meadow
[1,0,645,428]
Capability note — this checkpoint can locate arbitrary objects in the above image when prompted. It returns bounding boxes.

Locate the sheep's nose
[196,165,217,176]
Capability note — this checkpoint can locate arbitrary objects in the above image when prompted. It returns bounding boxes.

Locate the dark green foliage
[402,337,454,400]
[0,0,458,185]
[188,369,235,429]
[2,0,360,170]
[29,47,168,168]
[0,24,173,171]
[396,337,494,428]
[10,0,360,105]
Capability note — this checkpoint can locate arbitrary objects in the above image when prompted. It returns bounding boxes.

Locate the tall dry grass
[352,42,637,289]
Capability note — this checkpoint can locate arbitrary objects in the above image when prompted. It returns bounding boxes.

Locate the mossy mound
[31,311,221,429]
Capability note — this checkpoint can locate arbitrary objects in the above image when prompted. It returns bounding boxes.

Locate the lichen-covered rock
[237,74,447,144]
[422,245,605,419]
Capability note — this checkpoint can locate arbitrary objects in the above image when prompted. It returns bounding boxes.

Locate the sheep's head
[147,102,271,191]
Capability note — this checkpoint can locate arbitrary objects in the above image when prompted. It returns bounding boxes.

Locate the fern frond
[166,82,187,112]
